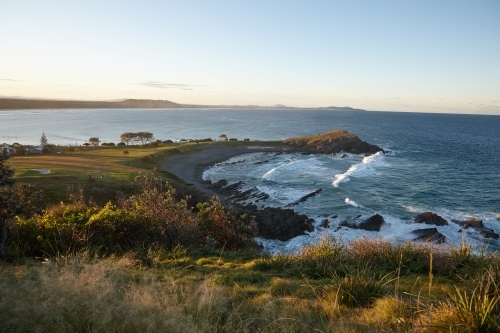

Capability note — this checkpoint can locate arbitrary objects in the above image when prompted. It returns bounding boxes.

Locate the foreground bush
[8,173,257,258]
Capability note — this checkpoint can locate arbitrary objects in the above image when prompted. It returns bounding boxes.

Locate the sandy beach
[160,144,288,197]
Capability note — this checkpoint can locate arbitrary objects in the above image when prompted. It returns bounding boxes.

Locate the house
[26,146,43,154]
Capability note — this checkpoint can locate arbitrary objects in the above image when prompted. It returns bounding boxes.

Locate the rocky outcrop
[414,212,448,226]
[339,214,385,232]
[285,189,322,207]
[479,229,499,239]
[209,180,314,240]
[283,130,383,155]
[451,217,500,239]
[412,228,446,243]
[236,204,314,241]
[451,217,484,229]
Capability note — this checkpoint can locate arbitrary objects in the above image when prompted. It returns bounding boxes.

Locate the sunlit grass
[1,238,499,332]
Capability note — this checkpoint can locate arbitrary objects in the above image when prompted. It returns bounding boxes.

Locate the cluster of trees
[120,132,155,145]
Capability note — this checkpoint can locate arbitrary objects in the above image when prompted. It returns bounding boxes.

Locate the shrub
[123,150,129,155]
[117,142,126,146]
[197,197,258,250]
[294,237,345,278]
[148,141,159,149]
[86,202,154,249]
[14,203,98,256]
[326,268,394,308]
[126,173,200,249]
[447,267,500,332]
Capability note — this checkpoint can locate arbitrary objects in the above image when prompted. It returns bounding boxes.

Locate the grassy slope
[1,239,498,332]
[9,140,282,204]
[3,141,500,332]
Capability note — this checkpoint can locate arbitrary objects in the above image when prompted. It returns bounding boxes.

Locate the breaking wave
[332,152,385,187]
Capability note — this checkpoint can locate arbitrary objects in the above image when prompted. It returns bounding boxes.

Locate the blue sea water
[1,108,499,252]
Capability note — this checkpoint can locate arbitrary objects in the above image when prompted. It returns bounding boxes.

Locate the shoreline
[161,143,289,199]
[160,142,317,241]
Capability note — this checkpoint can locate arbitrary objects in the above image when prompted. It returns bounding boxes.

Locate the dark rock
[320,219,330,228]
[414,212,448,226]
[339,153,347,158]
[451,217,499,239]
[451,217,484,229]
[358,214,385,231]
[412,228,446,243]
[285,189,322,207]
[236,204,314,241]
[212,179,228,189]
[479,229,499,239]
[339,214,385,232]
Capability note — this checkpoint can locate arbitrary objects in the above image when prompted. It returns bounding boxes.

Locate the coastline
[161,143,289,199]
[160,142,318,241]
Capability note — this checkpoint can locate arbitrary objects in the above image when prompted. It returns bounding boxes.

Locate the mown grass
[9,140,284,206]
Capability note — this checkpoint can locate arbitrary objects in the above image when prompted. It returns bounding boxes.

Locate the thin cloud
[137,81,204,90]
[0,78,22,82]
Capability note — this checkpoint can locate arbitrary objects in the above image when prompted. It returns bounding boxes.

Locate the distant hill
[0,97,365,111]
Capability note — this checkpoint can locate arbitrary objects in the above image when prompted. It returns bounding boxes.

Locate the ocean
[1,108,499,252]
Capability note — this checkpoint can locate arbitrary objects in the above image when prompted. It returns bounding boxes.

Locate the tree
[135,132,154,145]
[120,132,135,145]
[219,134,228,141]
[13,145,26,156]
[89,137,100,147]
[1,150,41,258]
[40,132,49,153]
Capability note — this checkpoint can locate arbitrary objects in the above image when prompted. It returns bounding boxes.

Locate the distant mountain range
[0,97,366,111]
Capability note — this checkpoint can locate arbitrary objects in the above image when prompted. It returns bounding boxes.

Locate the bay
[2,108,499,252]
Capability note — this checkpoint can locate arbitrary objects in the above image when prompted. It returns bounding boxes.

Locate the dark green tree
[40,132,48,152]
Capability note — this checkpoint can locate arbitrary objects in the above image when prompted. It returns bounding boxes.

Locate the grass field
[8,140,279,204]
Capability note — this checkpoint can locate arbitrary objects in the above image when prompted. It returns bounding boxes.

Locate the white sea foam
[404,205,425,213]
[262,166,280,179]
[345,198,360,207]
[256,185,311,205]
[332,152,385,187]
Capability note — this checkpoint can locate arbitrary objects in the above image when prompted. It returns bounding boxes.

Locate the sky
[1,0,499,114]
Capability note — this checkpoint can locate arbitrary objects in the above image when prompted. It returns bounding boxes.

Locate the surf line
[332,152,384,187]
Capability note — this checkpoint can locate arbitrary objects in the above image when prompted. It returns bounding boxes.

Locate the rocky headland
[283,129,384,155]
[162,130,499,244]
[162,129,384,241]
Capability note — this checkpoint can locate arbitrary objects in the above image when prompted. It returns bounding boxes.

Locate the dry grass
[2,237,498,332]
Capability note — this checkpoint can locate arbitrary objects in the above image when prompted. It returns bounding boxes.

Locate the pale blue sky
[1,1,499,113]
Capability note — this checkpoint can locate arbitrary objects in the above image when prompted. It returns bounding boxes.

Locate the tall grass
[2,238,499,332]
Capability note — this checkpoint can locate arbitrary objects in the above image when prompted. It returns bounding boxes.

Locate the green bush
[197,197,258,251]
